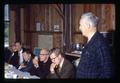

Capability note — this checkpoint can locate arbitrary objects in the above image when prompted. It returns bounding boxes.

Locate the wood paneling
[71,4,84,32]
[24,5,31,49]
[71,4,115,45]
[9,10,16,44]
[25,4,63,50]
[20,8,24,45]
[53,34,62,48]
[9,4,115,51]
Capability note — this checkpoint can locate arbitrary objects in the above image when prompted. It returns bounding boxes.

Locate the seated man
[4,47,12,63]
[15,41,26,65]
[8,43,19,68]
[30,48,51,79]
[47,48,75,79]
[18,49,33,72]
[32,56,39,68]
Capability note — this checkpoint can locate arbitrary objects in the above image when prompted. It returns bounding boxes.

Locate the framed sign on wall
[38,35,53,50]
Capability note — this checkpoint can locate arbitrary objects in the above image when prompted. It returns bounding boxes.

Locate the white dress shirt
[59,58,64,72]
[19,49,24,65]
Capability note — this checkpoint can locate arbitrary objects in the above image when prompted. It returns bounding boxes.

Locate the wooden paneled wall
[71,4,115,44]
[9,10,16,44]
[9,4,115,51]
[24,4,63,50]
[72,4,115,32]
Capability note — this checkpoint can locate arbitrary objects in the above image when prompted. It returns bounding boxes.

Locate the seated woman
[18,49,33,72]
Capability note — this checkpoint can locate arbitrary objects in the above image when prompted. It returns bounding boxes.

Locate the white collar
[87,32,96,43]
[59,58,64,69]
[19,49,23,53]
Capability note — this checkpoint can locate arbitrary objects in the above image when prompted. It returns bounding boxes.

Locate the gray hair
[81,12,99,28]
[49,48,64,57]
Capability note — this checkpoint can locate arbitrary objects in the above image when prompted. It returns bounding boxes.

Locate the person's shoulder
[93,32,107,46]
[22,47,26,51]
[29,58,33,63]
[47,58,52,64]
[64,58,69,63]
[64,58,74,67]
[96,32,106,41]
[4,47,11,53]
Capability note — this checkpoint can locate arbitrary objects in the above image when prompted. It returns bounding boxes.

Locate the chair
[33,47,40,56]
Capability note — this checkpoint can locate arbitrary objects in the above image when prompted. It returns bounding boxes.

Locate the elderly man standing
[76,12,114,78]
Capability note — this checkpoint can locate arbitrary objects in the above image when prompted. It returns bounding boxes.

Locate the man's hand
[18,63,26,70]
[50,63,57,74]
[32,56,39,68]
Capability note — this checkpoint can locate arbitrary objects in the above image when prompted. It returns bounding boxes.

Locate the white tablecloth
[4,63,40,79]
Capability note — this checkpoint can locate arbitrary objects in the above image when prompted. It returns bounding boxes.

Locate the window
[4,4,9,47]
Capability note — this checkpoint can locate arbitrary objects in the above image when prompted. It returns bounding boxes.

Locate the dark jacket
[47,58,75,79]
[76,31,114,78]
[30,58,51,79]
[9,51,19,68]
[20,58,33,72]
[4,47,12,63]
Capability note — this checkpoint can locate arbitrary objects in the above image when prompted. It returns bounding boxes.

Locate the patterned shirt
[76,31,114,79]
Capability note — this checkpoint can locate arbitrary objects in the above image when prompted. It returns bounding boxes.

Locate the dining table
[4,63,40,79]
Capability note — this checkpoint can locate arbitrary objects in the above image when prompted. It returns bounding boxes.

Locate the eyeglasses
[40,54,48,56]
[51,56,58,61]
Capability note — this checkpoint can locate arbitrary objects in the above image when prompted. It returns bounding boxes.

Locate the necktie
[54,65,61,78]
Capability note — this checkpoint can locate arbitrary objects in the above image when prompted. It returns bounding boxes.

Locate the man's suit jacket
[9,51,19,68]
[47,58,75,79]
[4,47,12,63]
[20,59,33,72]
[30,58,51,79]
